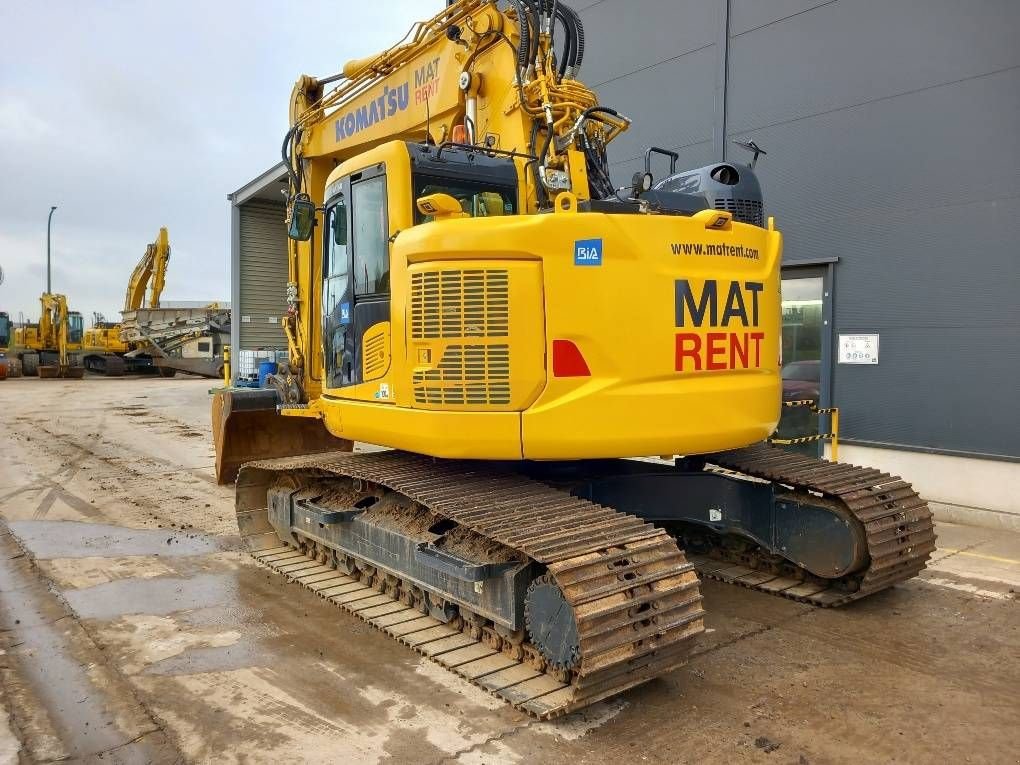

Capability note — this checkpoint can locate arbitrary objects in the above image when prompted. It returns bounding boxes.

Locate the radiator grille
[714,198,764,227]
[410,269,509,340]
[413,345,511,406]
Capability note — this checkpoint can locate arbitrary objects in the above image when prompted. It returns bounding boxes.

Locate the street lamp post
[46,205,58,293]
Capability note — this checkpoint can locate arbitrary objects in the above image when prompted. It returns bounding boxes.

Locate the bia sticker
[340,302,351,325]
[574,238,603,266]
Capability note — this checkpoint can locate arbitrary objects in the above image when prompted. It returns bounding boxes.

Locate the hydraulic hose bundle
[510,1,622,203]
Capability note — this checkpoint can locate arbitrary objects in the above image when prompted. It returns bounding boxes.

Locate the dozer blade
[211,388,352,485]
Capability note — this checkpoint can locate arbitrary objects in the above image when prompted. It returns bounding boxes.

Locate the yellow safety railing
[769,399,840,461]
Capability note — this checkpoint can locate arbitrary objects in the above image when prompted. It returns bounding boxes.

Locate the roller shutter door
[239,200,288,349]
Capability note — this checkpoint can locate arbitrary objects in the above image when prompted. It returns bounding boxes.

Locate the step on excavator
[211,0,936,718]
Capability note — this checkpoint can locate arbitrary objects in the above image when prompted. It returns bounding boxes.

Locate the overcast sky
[0,0,439,324]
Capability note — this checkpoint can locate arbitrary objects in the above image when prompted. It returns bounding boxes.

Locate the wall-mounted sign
[838,334,879,364]
[241,315,252,323]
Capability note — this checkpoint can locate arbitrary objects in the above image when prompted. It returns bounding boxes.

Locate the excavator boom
[123,227,170,312]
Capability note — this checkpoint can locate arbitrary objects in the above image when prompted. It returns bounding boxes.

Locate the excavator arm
[123,227,170,312]
[280,0,627,396]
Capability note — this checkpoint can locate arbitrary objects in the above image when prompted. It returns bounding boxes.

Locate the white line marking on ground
[920,577,1013,601]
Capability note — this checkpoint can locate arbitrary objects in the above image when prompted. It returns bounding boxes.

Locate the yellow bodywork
[12,294,85,378]
[13,294,82,355]
[294,143,781,460]
[215,0,782,479]
[84,324,129,355]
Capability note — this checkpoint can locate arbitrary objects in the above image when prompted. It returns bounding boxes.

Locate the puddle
[63,572,238,620]
[8,520,221,559]
[0,530,168,762]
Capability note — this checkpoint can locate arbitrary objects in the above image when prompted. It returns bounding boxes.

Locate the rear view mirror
[288,197,316,241]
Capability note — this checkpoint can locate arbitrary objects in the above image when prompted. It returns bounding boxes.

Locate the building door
[776,265,833,456]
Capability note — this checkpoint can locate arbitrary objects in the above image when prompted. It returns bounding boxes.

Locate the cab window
[413,175,516,224]
[351,176,389,296]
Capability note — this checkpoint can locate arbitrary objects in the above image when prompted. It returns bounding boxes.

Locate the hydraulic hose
[570,4,585,72]
[555,3,575,77]
[510,0,531,73]
[281,125,301,195]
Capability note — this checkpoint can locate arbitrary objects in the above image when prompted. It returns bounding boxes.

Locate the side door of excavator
[322,165,391,391]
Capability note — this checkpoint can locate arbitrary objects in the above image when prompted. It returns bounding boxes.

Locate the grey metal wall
[578,0,1020,458]
[238,200,288,349]
[577,0,720,181]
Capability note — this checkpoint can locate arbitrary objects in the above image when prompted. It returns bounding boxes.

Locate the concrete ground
[0,377,1017,765]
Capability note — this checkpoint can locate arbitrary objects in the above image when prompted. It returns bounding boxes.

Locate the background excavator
[83,227,229,378]
[83,313,139,376]
[211,0,935,718]
[82,227,170,375]
[12,293,85,378]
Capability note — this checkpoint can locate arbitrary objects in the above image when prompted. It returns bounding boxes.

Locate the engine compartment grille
[413,344,511,406]
[411,269,509,340]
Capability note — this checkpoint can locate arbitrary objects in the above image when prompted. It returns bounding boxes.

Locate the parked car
[781,359,820,403]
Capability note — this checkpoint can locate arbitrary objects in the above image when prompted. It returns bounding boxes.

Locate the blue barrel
[257,360,277,388]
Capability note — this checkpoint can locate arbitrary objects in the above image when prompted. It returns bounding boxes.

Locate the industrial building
[229,0,1019,527]
[228,164,289,378]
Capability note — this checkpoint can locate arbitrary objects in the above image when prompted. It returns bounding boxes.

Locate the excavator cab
[0,312,10,349]
[68,311,84,347]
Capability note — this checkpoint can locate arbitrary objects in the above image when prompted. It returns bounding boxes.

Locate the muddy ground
[0,376,1017,764]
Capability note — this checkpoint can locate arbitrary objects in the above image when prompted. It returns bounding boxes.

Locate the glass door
[776,269,829,456]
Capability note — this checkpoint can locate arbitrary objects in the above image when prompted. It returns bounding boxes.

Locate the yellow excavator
[12,294,85,378]
[83,313,133,376]
[82,227,171,375]
[212,1,935,718]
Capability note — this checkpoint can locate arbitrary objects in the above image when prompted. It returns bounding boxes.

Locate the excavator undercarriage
[232,443,935,716]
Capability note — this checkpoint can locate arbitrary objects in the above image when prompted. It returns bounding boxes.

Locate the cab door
[321,166,391,391]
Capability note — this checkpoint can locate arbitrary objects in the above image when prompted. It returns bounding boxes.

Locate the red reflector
[552,339,590,377]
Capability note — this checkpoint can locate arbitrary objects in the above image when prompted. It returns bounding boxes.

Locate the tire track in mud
[4,412,232,537]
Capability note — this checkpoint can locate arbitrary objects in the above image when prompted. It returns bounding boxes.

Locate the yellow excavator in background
[11,293,85,378]
[212,0,935,718]
[82,312,134,376]
[82,227,171,375]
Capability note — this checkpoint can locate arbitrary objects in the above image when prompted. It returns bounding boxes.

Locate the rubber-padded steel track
[236,450,705,719]
[693,442,937,606]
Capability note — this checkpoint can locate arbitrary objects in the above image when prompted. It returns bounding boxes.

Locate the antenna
[424,95,432,144]
[732,139,767,169]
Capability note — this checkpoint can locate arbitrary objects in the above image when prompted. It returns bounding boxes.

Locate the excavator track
[237,450,705,719]
[692,443,937,606]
